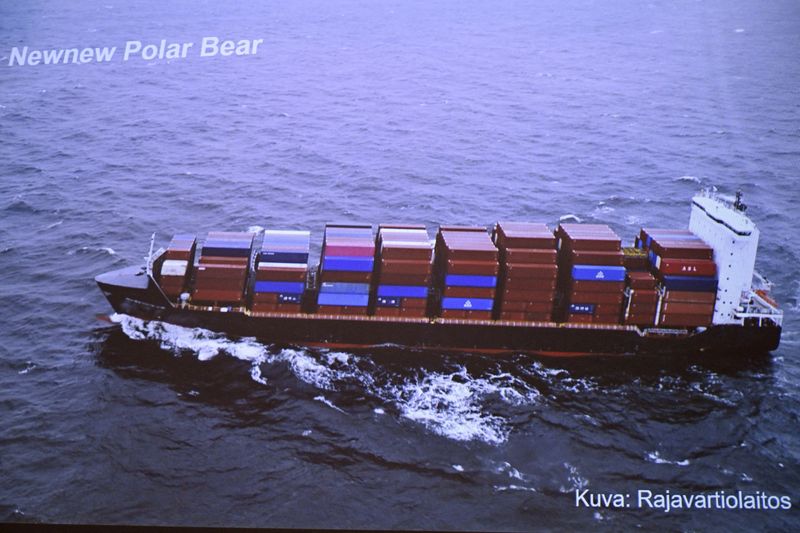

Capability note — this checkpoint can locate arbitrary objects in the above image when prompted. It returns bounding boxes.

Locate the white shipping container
[161,259,188,277]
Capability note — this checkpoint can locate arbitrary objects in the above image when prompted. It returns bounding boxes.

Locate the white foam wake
[110,314,541,445]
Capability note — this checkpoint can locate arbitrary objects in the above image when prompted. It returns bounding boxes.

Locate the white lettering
[63,48,79,64]
[27,50,42,66]
[123,40,142,61]
[200,36,219,57]
[42,48,65,64]
[79,47,94,63]
[219,39,235,56]
[94,46,116,62]
[9,46,27,66]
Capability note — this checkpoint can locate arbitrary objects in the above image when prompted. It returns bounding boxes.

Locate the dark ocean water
[1,0,799,530]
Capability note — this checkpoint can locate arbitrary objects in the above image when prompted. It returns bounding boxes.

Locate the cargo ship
[95,191,783,357]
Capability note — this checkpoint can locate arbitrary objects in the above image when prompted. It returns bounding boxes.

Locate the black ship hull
[96,266,782,357]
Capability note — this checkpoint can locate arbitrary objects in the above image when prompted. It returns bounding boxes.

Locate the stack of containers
[157,234,196,299]
[317,225,375,315]
[623,271,659,326]
[251,230,310,314]
[556,224,626,324]
[192,231,254,305]
[492,222,558,321]
[434,227,499,320]
[640,228,717,327]
[373,225,433,318]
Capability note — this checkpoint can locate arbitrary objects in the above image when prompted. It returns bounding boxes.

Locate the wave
[645,451,690,466]
[110,314,541,445]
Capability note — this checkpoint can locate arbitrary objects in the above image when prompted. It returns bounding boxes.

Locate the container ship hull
[96,265,781,357]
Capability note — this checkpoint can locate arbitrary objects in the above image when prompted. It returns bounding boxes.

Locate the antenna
[733,190,747,212]
[145,232,156,275]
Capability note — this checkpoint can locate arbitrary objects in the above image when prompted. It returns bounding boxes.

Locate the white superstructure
[688,191,782,327]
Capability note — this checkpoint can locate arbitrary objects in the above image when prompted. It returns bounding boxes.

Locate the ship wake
[111,314,540,445]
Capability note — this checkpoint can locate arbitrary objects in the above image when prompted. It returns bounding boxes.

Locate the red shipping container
[651,242,713,260]
[566,314,594,324]
[525,301,554,313]
[502,278,557,291]
[380,246,432,261]
[569,250,625,266]
[255,268,307,282]
[658,258,717,276]
[569,291,624,305]
[398,307,427,318]
[658,313,712,327]
[323,244,375,257]
[192,289,244,304]
[319,270,372,283]
[194,279,246,292]
[629,290,659,304]
[400,297,428,309]
[568,280,625,293]
[525,311,553,321]
[504,263,558,279]
[251,303,302,314]
[377,273,432,285]
[199,256,250,266]
[663,291,716,304]
[624,313,656,325]
[501,288,557,302]
[380,259,432,275]
[317,305,368,316]
[660,301,715,315]
[446,260,499,276]
[627,271,657,290]
[499,311,526,321]
[374,307,401,317]
[438,226,487,233]
[502,248,557,264]
[494,222,556,249]
[443,286,496,298]
[440,309,467,319]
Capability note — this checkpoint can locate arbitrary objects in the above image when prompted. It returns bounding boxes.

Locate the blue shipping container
[377,285,428,298]
[571,265,626,282]
[661,276,718,292]
[202,247,251,258]
[259,251,309,264]
[444,275,497,288]
[376,296,401,308]
[569,303,595,315]
[319,282,371,294]
[441,297,494,311]
[317,292,369,307]
[254,281,305,294]
[322,256,374,272]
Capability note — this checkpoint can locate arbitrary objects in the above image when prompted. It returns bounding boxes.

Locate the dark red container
[255,267,307,282]
[380,246,433,261]
[568,291,625,305]
[663,291,716,304]
[316,305,368,316]
[319,270,372,283]
[377,273,432,285]
[661,301,715,315]
[502,278,557,291]
[568,280,625,293]
[502,248,557,264]
[658,258,717,276]
[443,286,496,298]
[569,250,625,266]
[446,260,499,276]
[380,259,432,275]
[504,263,558,279]
[501,287,557,301]
[191,289,243,304]
[626,271,657,289]
[658,312,713,327]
